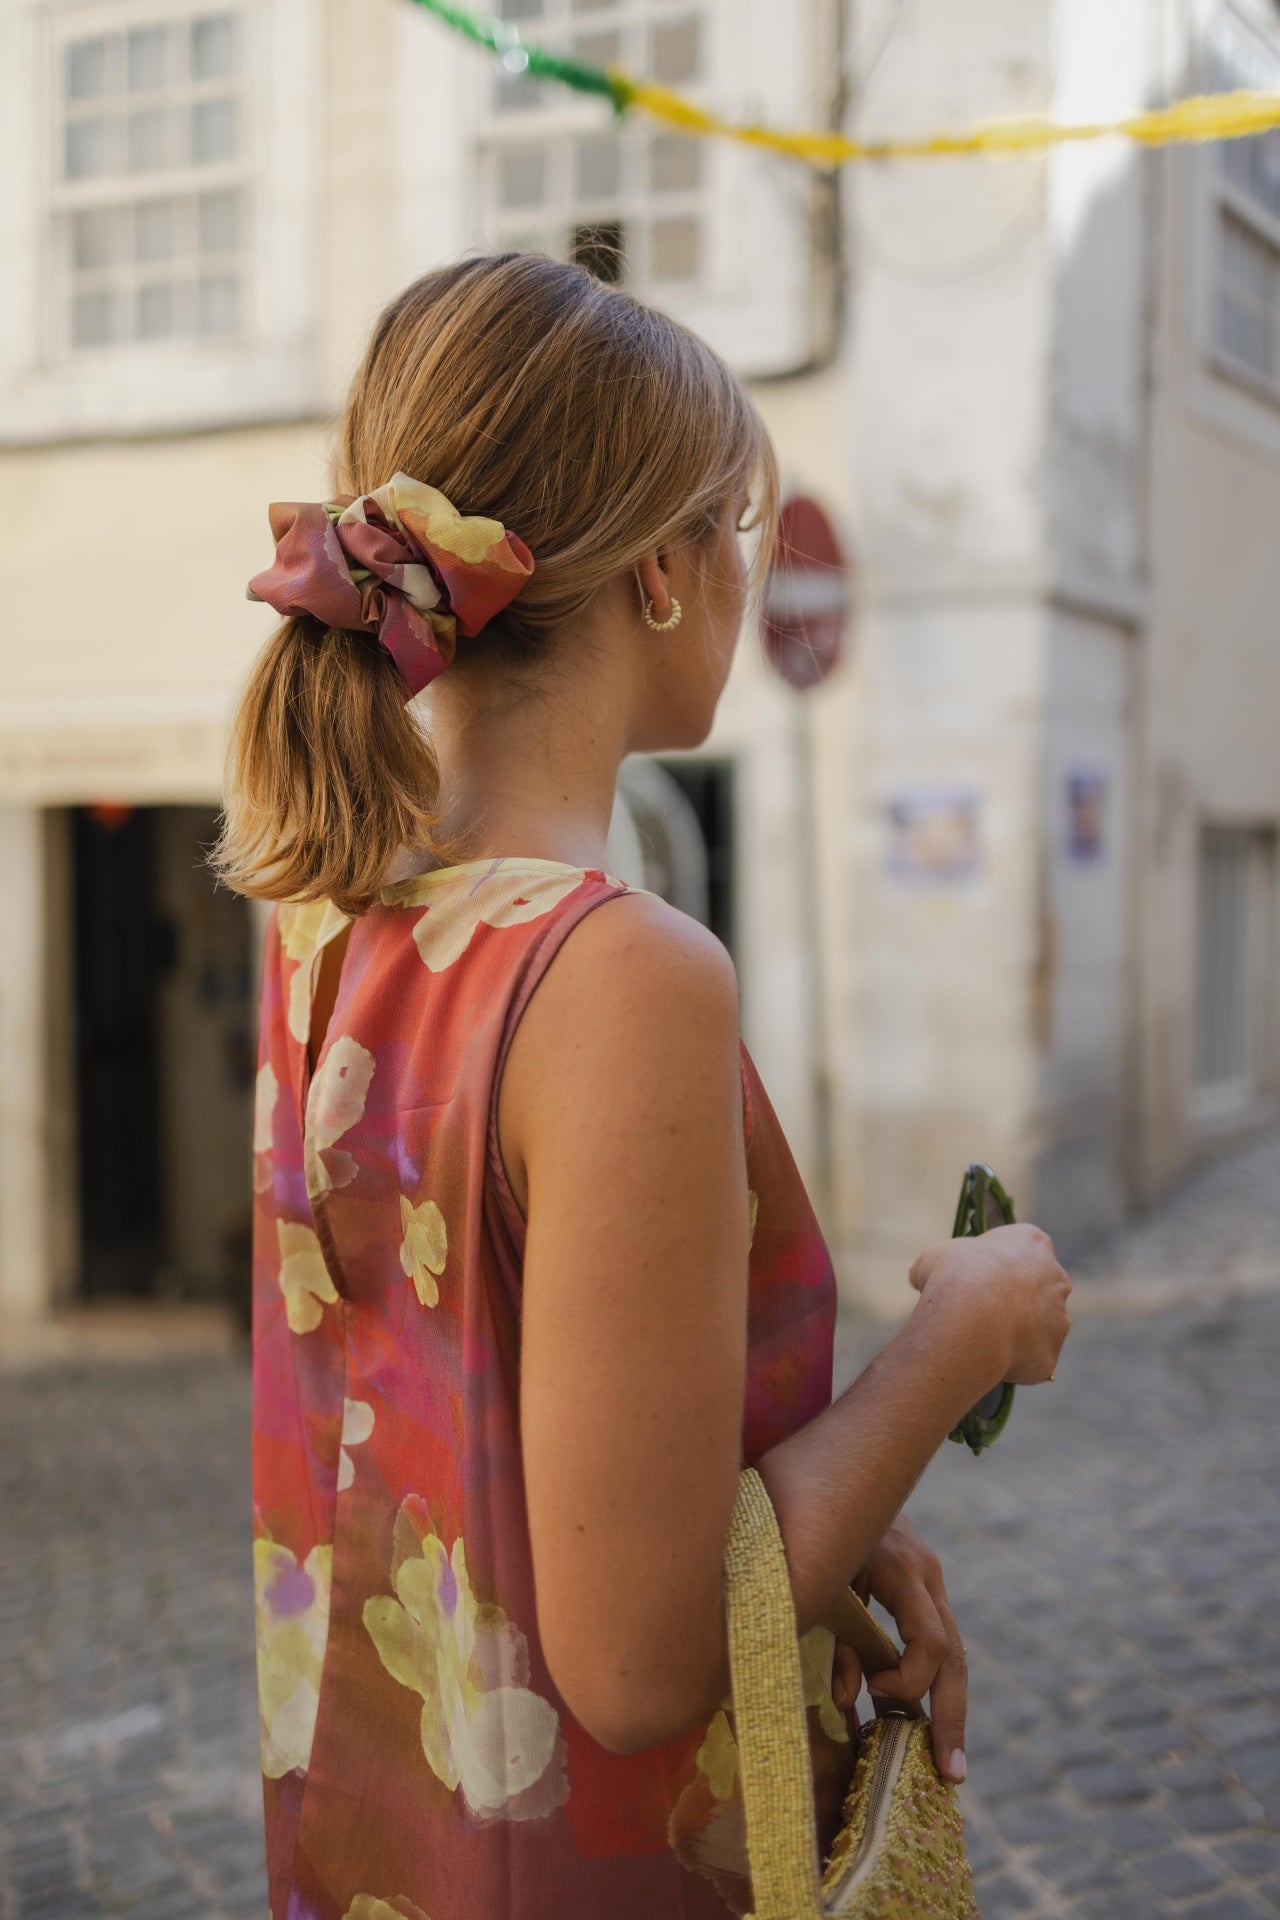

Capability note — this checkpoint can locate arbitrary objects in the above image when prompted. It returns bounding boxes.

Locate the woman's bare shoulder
[521,886,738,1072]
[498,886,741,1215]
[570,883,738,999]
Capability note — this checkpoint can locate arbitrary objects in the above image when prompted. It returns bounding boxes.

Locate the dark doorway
[658,757,737,954]
[71,804,257,1308]
[73,806,166,1295]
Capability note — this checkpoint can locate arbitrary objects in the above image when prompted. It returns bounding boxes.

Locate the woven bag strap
[723,1466,824,1920]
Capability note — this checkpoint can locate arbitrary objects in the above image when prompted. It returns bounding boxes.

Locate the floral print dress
[252,857,843,1920]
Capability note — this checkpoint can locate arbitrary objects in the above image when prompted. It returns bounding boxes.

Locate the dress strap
[484,875,633,1267]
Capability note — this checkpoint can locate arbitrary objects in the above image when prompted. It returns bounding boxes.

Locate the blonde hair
[215,252,778,915]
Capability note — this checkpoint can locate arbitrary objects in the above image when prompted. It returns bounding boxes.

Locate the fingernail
[949,1748,967,1783]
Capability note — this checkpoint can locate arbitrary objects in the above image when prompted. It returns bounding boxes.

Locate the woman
[221,252,1071,1920]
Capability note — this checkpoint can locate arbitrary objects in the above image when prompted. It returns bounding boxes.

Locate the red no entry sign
[762,494,852,690]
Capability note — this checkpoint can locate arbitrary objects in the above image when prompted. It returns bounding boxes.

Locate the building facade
[1,0,1278,1323]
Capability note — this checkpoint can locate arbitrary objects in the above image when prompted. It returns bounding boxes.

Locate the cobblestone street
[837,1323,1280,1916]
[2,1135,1278,1919]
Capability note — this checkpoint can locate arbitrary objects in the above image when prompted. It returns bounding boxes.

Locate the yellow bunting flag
[613,82,1280,169]
[408,1,1280,169]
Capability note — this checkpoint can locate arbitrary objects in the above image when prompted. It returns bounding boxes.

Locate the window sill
[0,334,320,447]
[1205,347,1280,417]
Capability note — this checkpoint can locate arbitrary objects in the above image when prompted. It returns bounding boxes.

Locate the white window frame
[1198,3,1280,412]
[1206,132,1280,405]
[0,0,321,443]
[472,0,713,301]
[48,4,252,359]
[456,0,819,378]
[1191,820,1279,1124]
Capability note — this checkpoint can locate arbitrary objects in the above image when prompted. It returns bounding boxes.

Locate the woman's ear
[636,551,673,623]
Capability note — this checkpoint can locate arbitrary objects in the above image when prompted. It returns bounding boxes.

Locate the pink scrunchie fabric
[247,471,535,698]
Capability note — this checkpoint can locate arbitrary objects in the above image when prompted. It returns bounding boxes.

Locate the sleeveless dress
[251,856,844,1920]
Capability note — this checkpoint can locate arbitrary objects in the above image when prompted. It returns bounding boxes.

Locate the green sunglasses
[947,1162,1017,1456]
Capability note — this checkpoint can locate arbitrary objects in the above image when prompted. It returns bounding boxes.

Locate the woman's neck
[403,650,633,876]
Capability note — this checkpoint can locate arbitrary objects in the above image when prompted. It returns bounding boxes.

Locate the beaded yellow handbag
[724,1468,981,1919]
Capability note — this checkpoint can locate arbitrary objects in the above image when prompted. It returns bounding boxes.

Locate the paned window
[478,0,707,291]
[1212,131,1280,394]
[1204,14,1280,401]
[51,10,248,353]
[1193,825,1276,1109]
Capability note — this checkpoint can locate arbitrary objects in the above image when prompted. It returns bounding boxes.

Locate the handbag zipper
[822,1711,916,1911]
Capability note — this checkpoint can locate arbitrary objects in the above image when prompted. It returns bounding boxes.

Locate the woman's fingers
[924,1600,969,1784]
[865,1588,968,1787]
[832,1641,863,1711]
[864,1588,947,1704]
[853,1520,969,1786]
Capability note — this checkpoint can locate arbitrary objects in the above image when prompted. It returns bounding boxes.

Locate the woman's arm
[505,891,749,1755]
[758,1223,1067,1647]
[684,1281,1017,1734]
[756,1276,1009,1642]
[502,893,1039,1754]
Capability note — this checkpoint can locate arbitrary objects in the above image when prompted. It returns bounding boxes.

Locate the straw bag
[723,1467,981,1919]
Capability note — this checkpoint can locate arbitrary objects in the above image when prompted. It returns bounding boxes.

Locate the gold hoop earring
[642,595,683,633]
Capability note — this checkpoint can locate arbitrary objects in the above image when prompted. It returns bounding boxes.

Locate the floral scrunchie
[247,471,535,698]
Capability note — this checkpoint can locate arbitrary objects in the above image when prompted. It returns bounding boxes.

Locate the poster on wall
[885,787,982,884]
[1065,771,1107,863]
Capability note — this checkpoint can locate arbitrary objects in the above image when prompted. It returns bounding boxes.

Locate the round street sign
[761,494,852,691]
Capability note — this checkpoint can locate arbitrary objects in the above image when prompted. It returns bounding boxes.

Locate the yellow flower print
[254,1062,279,1193]
[337,1397,374,1491]
[277,1220,338,1333]
[363,1501,564,1818]
[696,1710,739,1801]
[255,1062,278,1154]
[306,1034,375,1194]
[341,1899,430,1920]
[278,899,350,1044]
[253,1536,332,1779]
[399,1195,447,1307]
[799,1623,850,1743]
[408,868,585,973]
[694,1626,847,1808]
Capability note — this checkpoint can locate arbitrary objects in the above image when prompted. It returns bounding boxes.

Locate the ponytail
[214,615,457,917]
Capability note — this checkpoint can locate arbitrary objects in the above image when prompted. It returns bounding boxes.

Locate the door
[73,805,166,1295]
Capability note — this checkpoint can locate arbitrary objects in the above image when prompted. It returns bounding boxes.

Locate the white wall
[1033,610,1134,1243]
[1030,0,1149,1245]
[0,420,328,804]
[841,0,1057,1310]
[0,806,54,1320]
[1133,0,1280,1191]
[748,362,860,1246]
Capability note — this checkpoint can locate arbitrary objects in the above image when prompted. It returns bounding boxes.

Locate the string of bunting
[409,0,1280,166]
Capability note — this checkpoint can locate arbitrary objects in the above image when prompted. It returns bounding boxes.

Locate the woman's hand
[909,1223,1072,1387]
[847,1518,969,1785]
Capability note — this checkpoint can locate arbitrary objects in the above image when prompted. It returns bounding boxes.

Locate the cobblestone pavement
[1067,1126,1280,1310]
[0,1361,262,1920]
[836,1291,1280,1919]
[3,1143,1279,1919]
